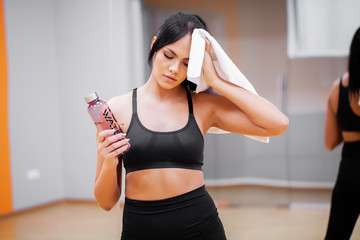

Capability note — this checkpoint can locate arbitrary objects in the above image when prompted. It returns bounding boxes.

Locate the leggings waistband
[342,141,360,158]
[125,185,207,208]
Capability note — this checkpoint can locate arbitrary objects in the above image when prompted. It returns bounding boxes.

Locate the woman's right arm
[324,79,343,150]
[94,129,130,211]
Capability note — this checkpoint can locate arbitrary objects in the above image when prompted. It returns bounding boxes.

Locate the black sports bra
[122,88,204,174]
[337,77,360,131]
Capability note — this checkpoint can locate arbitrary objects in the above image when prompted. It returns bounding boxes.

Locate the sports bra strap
[185,88,194,115]
[132,88,137,114]
[339,76,347,96]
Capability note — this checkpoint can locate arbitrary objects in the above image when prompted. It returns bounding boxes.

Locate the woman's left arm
[202,40,289,137]
[324,79,343,150]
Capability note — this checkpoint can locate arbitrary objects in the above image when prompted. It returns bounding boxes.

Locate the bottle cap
[84,92,99,104]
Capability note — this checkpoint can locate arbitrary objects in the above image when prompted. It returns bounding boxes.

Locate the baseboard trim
[205,177,334,189]
[0,199,99,219]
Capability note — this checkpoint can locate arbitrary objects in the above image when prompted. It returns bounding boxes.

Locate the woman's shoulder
[328,75,343,113]
[191,91,223,103]
[341,72,349,87]
[106,90,134,131]
[191,91,230,111]
[331,77,340,90]
[107,91,132,108]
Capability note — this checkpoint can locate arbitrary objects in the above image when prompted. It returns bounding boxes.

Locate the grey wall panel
[287,112,342,184]
[203,112,342,187]
[55,0,143,199]
[5,0,145,209]
[54,0,116,200]
[5,0,64,211]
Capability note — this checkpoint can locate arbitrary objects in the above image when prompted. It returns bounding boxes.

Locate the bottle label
[103,108,122,134]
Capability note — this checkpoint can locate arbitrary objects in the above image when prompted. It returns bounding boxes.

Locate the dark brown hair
[349,26,360,96]
[148,12,207,66]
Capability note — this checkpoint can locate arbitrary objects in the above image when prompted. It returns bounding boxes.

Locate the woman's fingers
[204,38,211,53]
[101,140,130,161]
[107,138,130,154]
[97,129,130,159]
[96,123,130,163]
[98,129,126,144]
[97,129,117,143]
[202,39,220,86]
[109,143,131,158]
[103,132,126,147]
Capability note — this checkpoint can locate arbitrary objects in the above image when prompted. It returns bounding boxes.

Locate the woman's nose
[169,62,179,74]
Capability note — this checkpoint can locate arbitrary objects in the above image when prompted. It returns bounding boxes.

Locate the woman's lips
[164,75,176,82]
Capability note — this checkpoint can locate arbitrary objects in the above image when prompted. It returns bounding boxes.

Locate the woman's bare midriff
[125,168,205,200]
[342,131,360,143]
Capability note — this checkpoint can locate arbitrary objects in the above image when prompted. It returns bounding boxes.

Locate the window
[287,0,360,58]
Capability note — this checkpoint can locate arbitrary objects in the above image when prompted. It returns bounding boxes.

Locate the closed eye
[164,53,173,59]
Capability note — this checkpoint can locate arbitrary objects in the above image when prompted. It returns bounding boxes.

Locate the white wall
[5,0,145,210]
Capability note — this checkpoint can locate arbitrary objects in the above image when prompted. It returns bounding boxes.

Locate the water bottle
[84,92,123,135]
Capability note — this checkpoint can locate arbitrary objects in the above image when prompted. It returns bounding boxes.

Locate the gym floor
[1,200,359,240]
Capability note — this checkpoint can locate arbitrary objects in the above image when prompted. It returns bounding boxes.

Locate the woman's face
[152,33,191,89]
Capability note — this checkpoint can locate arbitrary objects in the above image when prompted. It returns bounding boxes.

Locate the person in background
[324,26,360,240]
[94,12,289,240]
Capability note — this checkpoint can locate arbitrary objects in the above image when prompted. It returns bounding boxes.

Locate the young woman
[324,27,360,240]
[94,12,289,240]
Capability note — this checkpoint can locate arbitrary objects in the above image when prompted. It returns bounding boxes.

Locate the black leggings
[325,141,360,240]
[121,185,227,240]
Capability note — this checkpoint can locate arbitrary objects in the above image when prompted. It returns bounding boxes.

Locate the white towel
[187,28,269,143]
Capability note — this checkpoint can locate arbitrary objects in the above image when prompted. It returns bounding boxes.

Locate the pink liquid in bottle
[84,92,123,135]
